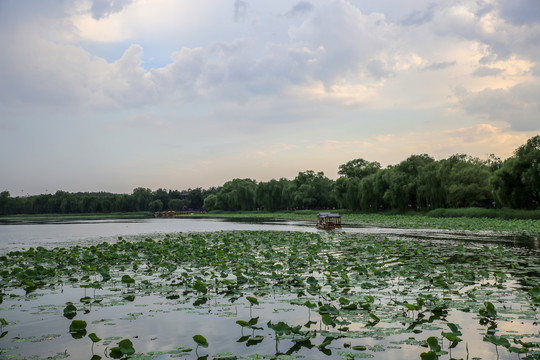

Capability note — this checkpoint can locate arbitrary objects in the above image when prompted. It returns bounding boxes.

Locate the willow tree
[492,135,540,209]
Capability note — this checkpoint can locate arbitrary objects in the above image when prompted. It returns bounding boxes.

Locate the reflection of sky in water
[1,218,539,254]
[0,218,315,253]
[1,219,538,359]
[6,284,536,360]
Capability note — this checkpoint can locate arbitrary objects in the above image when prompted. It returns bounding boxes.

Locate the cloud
[497,0,540,26]
[421,61,457,71]
[472,66,504,77]
[401,3,438,26]
[366,59,394,79]
[285,1,315,17]
[287,1,396,84]
[233,0,248,22]
[1,0,539,128]
[0,1,390,110]
[90,0,135,20]
[457,80,540,131]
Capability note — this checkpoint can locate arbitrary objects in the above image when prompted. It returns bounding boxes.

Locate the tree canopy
[1,136,538,215]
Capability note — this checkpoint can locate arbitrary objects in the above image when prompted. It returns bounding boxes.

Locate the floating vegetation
[340,213,540,234]
[0,231,538,359]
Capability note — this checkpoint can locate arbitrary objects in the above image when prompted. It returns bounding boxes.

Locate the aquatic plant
[0,230,538,359]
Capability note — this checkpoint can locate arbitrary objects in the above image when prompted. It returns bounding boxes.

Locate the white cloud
[3,0,537,113]
[1,0,540,194]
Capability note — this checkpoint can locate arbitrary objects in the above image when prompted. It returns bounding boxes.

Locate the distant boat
[317,212,342,229]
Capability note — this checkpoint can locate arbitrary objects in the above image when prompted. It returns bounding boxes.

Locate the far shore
[2,208,539,234]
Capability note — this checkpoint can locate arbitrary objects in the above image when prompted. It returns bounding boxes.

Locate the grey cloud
[285,1,315,17]
[151,1,395,98]
[498,0,540,25]
[475,3,495,18]
[90,0,134,20]
[0,1,404,110]
[401,3,437,26]
[0,0,72,20]
[421,61,457,71]
[458,81,540,131]
[234,0,248,22]
[472,66,504,77]
[426,3,540,65]
[5,0,538,121]
[287,2,393,84]
[366,59,394,79]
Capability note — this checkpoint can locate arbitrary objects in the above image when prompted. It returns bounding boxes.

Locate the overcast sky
[1,0,539,195]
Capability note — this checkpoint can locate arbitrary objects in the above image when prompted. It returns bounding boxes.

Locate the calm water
[0,217,538,254]
[0,218,539,360]
[0,218,314,253]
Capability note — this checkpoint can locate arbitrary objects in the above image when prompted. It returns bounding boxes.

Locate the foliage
[217,179,257,211]
[148,199,163,213]
[168,198,184,211]
[0,230,539,359]
[293,171,335,209]
[193,334,209,348]
[492,135,540,209]
[338,158,381,179]
[1,136,539,215]
[203,194,218,212]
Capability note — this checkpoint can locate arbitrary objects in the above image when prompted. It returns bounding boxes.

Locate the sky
[1,0,539,196]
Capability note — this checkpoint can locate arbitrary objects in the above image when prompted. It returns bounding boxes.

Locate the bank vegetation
[1,135,539,217]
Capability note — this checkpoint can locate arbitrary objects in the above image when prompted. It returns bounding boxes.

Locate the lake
[0,218,539,360]
[1,217,538,254]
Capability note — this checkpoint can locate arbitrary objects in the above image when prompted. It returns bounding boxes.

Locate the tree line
[1,136,538,215]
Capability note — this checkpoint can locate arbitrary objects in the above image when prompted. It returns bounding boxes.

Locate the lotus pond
[0,230,539,360]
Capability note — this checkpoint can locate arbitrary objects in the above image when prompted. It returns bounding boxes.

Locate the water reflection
[0,217,538,254]
[1,225,538,360]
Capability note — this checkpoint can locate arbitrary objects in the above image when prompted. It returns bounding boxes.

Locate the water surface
[0,219,539,360]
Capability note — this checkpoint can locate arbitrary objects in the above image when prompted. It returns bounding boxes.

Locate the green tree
[293,171,335,209]
[202,194,217,211]
[281,181,297,210]
[256,179,287,212]
[417,161,445,209]
[168,198,184,211]
[0,191,11,215]
[186,188,204,210]
[492,135,540,209]
[81,194,100,213]
[55,191,79,213]
[383,155,435,210]
[217,179,257,211]
[338,158,381,179]
[360,174,378,210]
[132,188,152,211]
[149,199,163,212]
[332,177,349,209]
[441,155,492,208]
[153,188,170,210]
